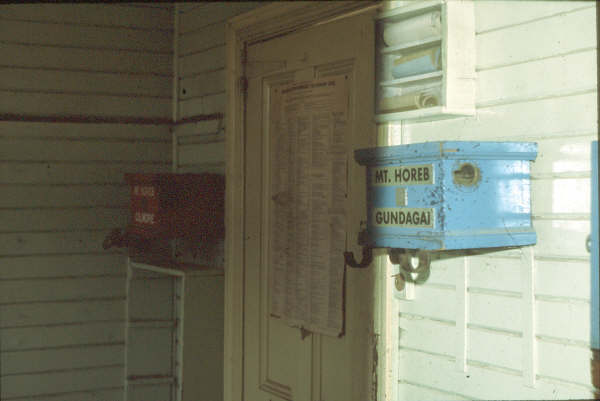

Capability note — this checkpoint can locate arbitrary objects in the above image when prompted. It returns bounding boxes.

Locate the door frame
[224,2,379,400]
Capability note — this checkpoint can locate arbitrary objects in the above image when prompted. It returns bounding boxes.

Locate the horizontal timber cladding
[0,4,172,400]
[0,138,170,162]
[0,4,173,29]
[0,91,171,118]
[1,366,124,399]
[0,20,171,52]
[174,2,263,174]
[178,2,262,35]
[2,321,124,351]
[395,2,596,399]
[0,185,128,208]
[475,6,595,70]
[1,298,125,328]
[0,161,170,185]
[0,254,126,279]
[2,388,124,401]
[2,344,125,375]
[0,276,125,304]
[0,67,172,97]
[1,43,172,75]
[179,69,224,101]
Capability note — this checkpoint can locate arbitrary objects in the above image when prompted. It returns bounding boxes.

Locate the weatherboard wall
[391,2,597,399]
[0,4,172,400]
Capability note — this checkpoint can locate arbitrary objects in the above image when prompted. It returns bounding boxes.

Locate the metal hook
[389,249,431,272]
[344,246,373,269]
[389,249,432,284]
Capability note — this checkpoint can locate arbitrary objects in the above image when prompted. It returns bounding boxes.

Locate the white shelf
[129,259,224,277]
[380,36,441,55]
[375,106,475,124]
[125,257,224,401]
[375,0,475,122]
[377,0,442,23]
[380,71,443,87]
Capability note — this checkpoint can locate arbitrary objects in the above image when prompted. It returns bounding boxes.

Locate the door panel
[245,67,312,401]
[244,12,375,401]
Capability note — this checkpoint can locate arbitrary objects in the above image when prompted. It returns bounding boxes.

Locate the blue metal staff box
[354,141,538,251]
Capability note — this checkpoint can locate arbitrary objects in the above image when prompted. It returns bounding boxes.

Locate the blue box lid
[354,141,538,166]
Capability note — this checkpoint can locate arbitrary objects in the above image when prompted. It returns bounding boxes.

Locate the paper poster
[269,76,349,337]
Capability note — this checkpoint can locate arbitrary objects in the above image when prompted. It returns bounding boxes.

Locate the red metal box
[124,173,224,242]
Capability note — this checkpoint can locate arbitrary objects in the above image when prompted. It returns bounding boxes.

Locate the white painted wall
[0,4,172,400]
[173,2,264,174]
[392,2,597,399]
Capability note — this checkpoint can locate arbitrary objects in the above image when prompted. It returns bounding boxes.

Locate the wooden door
[242,11,376,401]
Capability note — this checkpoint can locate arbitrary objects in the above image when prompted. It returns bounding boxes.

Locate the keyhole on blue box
[453,162,480,186]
